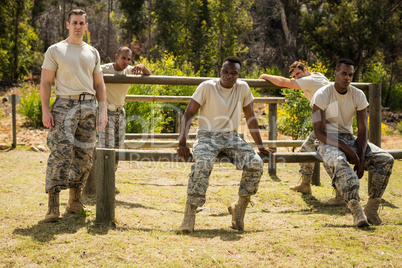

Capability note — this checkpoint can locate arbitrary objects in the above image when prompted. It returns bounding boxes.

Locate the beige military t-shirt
[41,40,102,96]
[192,79,254,132]
[101,63,134,107]
[296,72,330,101]
[311,84,369,134]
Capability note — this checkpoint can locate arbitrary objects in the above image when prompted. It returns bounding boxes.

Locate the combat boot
[348,199,369,227]
[228,196,250,231]
[45,191,60,222]
[289,175,312,194]
[322,188,347,206]
[364,198,382,226]
[66,187,83,213]
[178,204,197,233]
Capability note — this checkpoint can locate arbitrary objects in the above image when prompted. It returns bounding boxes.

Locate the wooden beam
[124,140,304,148]
[125,95,285,104]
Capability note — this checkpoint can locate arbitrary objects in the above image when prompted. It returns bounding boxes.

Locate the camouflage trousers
[45,98,98,193]
[98,109,126,170]
[299,131,317,177]
[316,133,394,202]
[186,131,264,207]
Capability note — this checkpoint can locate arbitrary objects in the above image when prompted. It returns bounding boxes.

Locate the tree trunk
[13,0,24,80]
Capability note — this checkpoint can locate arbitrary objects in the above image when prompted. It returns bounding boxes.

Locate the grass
[0,148,401,267]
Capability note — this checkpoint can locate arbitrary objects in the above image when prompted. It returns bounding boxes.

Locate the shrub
[19,83,54,128]
[397,121,402,135]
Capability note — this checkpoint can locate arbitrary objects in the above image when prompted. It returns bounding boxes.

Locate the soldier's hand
[98,111,108,130]
[258,146,275,156]
[131,64,146,75]
[42,110,54,129]
[177,145,191,160]
[354,156,365,179]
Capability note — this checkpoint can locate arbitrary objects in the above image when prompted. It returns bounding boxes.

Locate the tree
[300,0,402,81]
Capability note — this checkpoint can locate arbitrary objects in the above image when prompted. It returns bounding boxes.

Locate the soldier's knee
[194,159,214,172]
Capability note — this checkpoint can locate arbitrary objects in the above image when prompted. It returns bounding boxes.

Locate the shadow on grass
[13,212,88,243]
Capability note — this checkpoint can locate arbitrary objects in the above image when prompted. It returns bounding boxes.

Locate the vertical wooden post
[311,163,320,186]
[95,148,116,225]
[11,94,17,148]
[268,103,277,176]
[368,83,381,193]
[83,148,96,196]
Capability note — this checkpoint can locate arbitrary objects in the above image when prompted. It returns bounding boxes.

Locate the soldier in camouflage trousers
[312,59,394,227]
[187,131,263,207]
[46,98,98,193]
[98,109,126,170]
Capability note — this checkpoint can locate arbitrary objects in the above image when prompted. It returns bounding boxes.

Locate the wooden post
[368,83,381,193]
[83,148,96,196]
[311,163,320,186]
[95,148,116,225]
[268,103,277,176]
[11,94,17,148]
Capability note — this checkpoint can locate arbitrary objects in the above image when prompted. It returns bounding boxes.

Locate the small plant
[397,121,402,134]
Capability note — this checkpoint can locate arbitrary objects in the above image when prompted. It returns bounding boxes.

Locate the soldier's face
[220,61,241,88]
[291,67,308,79]
[66,14,87,39]
[335,64,354,90]
[115,51,132,71]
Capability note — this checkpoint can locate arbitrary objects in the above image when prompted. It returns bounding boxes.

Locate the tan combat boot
[228,196,250,231]
[178,204,197,233]
[348,199,369,227]
[364,198,382,226]
[45,191,60,222]
[66,187,83,213]
[322,188,347,206]
[289,175,312,194]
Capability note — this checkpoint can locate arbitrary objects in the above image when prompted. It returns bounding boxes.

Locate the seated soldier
[177,56,274,233]
[311,59,394,227]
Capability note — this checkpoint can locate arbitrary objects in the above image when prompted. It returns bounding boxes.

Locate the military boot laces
[178,204,197,234]
[228,196,250,231]
[364,198,383,226]
[348,199,369,228]
[289,175,312,194]
[66,187,84,213]
[45,191,60,222]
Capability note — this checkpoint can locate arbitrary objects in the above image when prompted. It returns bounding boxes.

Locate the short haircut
[68,9,87,23]
[289,61,305,74]
[117,46,132,56]
[336,59,354,70]
[223,56,242,67]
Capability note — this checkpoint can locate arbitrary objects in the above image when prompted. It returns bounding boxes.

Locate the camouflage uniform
[299,131,317,177]
[187,131,264,207]
[46,98,98,193]
[98,108,126,170]
[316,133,394,202]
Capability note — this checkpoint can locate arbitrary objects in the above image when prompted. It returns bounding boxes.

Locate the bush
[19,83,54,128]
[397,121,402,134]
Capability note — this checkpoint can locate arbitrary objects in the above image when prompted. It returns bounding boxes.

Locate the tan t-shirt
[101,63,134,107]
[310,83,369,134]
[296,72,330,101]
[41,40,102,96]
[192,79,254,132]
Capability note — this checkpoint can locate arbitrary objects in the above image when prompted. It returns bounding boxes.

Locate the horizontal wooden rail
[124,140,304,148]
[113,149,402,163]
[124,133,244,140]
[104,74,371,90]
[125,95,285,104]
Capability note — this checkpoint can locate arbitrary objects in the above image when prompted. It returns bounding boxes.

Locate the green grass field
[0,149,401,267]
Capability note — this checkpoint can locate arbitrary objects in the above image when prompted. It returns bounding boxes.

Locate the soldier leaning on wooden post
[98,46,152,170]
[177,56,275,233]
[40,9,107,222]
[311,59,394,227]
[259,62,346,206]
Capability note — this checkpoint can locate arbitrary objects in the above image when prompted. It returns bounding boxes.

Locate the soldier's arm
[94,71,107,130]
[131,64,152,75]
[355,108,368,178]
[243,102,274,155]
[259,74,301,89]
[40,69,56,129]
[177,99,200,160]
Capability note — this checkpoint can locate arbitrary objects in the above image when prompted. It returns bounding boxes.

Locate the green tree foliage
[300,0,401,81]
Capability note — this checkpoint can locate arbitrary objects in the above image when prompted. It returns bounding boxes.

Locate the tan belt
[108,105,124,112]
[56,94,95,100]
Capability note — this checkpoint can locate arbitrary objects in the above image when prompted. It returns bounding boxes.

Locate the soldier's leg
[364,142,394,225]
[114,110,126,170]
[98,110,116,149]
[224,134,263,231]
[290,131,316,194]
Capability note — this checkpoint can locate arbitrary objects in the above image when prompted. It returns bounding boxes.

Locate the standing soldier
[40,9,107,222]
[99,46,152,170]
